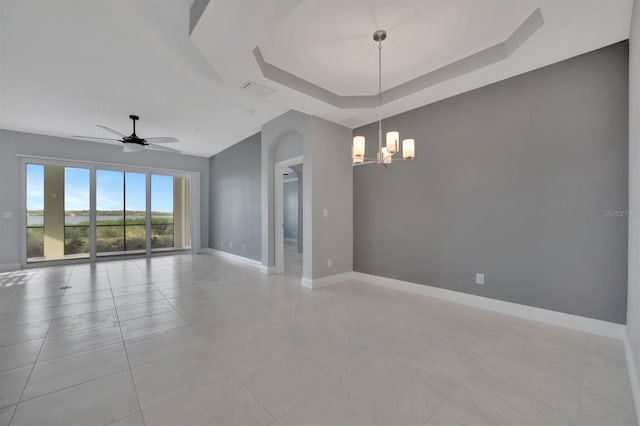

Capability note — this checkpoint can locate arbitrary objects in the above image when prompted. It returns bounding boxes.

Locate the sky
[26,164,174,213]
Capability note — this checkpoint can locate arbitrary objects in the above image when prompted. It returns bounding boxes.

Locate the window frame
[19,155,197,268]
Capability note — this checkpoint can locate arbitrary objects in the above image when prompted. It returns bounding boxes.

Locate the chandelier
[352,30,415,166]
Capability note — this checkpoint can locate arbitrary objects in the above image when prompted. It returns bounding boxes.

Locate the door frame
[274,156,303,274]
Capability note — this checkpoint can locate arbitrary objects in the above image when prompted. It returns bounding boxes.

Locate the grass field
[27,216,175,258]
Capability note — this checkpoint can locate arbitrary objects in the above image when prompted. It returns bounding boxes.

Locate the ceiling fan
[72,115,180,153]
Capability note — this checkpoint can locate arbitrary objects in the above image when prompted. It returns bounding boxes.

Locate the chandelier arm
[353,160,378,167]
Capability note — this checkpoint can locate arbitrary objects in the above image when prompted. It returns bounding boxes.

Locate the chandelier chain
[378,38,383,158]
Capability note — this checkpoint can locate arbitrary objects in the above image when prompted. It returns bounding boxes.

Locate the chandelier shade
[386,131,399,155]
[402,139,415,160]
[352,136,366,159]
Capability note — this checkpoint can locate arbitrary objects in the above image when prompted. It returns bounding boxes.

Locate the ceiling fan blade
[96,125,126,137]
[144,137,178,144]
[71,135,121,141]
[145,143,181,153]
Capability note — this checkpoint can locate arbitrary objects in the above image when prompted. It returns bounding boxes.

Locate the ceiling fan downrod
[129,114,139,137]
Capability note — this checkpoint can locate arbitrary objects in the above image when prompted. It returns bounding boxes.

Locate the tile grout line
[133,261,190,325]
[139,373,247,420]
[105,411,141,426]
[1,405,17,425]
[0,277,69,331]
[44,291,180,343]
[126,316,329,423]
[118,324,199,370]
[106,267,148,426]
[275,366,365,424]
[5,267,76,426]
[241,381,279,422]
[267,358,366,424]
[421,316,522,426]
[0,324,51,348]
[35,340,124,366]
[149,280,190,324]
[9,368,130,407]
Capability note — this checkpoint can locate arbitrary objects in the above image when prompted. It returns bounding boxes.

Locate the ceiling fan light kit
[72,114,180,153]
[352,30,416,166]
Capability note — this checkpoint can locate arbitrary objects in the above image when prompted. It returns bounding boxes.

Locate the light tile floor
[0,254,636,426]
[284,240,302,277]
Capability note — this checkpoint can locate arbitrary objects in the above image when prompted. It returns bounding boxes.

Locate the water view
[26,165,179,259]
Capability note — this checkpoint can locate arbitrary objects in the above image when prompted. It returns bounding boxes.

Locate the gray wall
[0,129,209,267]
[309,116,353,279]
[628,0,640,410]
[354,42,629,324]
[283,179,298,240]
[209,132,261,261]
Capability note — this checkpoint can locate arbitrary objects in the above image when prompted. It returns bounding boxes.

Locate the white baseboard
[0,263,21,273]
[624,335,640,421]
[201,248,262,269]
[351,272,626,340]
[301,272,355,289]
[260,265,277,274]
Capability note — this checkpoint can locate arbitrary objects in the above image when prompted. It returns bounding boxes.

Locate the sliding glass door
[25,160,192,264]
[64,168,91,257]
[125,172,147,252]
[26,164,45,260]
[151,174,174,250]
[151,174,191,251]
[95,170,147,256]
[96,170,125,254]
[26,164,91,262]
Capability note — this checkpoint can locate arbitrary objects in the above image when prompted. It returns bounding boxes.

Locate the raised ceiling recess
[253,8,544,109]
[191,0,632,134]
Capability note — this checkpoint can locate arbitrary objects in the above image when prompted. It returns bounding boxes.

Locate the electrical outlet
[229,242,233,249]
[327,258,332,268]
[323,208,328,218]
[242,244,246,253]
[220,240,223,247]
[476,273,485,285]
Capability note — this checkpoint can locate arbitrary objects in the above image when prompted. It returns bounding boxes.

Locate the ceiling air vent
[242,81,274,97]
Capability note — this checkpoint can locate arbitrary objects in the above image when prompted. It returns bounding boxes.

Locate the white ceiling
[0,0,288,157]
[0,0,633,157]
